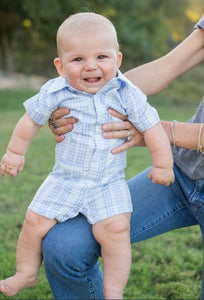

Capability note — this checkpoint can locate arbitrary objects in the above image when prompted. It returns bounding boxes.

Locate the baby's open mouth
[84,77,101,83]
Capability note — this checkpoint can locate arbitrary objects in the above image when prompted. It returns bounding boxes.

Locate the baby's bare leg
[92,213,131,300]
[0,209,56,297]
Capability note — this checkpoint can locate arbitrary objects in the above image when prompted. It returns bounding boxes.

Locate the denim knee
[42,214,101,277]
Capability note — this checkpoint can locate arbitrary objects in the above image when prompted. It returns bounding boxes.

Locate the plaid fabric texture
[25,70,160,223]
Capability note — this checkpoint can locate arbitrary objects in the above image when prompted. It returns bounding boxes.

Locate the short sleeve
[23,79,58,125]
[194,15,204,30]
[123,84,160,132]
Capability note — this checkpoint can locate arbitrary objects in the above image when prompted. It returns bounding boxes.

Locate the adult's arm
[162,121,203,151]
[102,112,204,154]
[125,27,204,95]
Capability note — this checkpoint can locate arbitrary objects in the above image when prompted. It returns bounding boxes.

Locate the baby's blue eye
[74,57,83,62]
[98,55,106,59]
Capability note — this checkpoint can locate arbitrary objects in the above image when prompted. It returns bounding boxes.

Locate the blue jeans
[42,164,204,299]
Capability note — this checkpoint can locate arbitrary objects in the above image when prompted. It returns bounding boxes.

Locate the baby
[0,12,174,299]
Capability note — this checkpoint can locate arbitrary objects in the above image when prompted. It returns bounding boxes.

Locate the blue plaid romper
[24,70,160,224]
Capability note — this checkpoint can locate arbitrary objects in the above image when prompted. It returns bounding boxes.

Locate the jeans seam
[87,277,100,299]
[189,180,199,203]
[86,263,104,300]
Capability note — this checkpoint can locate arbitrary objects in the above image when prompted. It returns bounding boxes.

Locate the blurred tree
[0,0,203,75]
[0,0,25,73]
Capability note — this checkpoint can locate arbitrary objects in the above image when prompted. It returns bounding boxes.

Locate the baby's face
[54,31,122,94]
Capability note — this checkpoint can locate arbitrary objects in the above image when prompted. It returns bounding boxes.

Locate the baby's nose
[84,59,97,70]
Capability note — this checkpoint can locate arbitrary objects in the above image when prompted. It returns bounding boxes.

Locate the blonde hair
[56,12,119,57]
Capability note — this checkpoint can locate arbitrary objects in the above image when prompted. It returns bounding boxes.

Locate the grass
[0,84,203,299]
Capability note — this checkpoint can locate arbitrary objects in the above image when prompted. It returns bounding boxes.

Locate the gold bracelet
[197,123,204,154]
[170,120,178,153]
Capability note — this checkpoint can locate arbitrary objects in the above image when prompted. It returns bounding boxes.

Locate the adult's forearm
[125,28,204,96]
[101,111,204,154]
[161,121,203,151]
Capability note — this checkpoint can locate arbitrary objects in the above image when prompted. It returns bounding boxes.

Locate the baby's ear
[54,58,65,77]
[117,52,123,68]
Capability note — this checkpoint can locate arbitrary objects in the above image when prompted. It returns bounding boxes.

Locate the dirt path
[0,73,48,90]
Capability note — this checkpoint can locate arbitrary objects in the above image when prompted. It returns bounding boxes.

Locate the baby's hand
[148,166,175,186]
[0,151,25,177]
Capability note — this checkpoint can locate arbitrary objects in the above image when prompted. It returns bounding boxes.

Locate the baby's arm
[0,112,41,177]
[144,122,174,186]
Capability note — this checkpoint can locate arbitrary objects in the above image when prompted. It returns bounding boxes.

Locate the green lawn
[0,88,202,299]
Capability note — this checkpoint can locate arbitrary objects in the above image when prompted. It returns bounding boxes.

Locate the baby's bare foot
[0,273,38,297]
